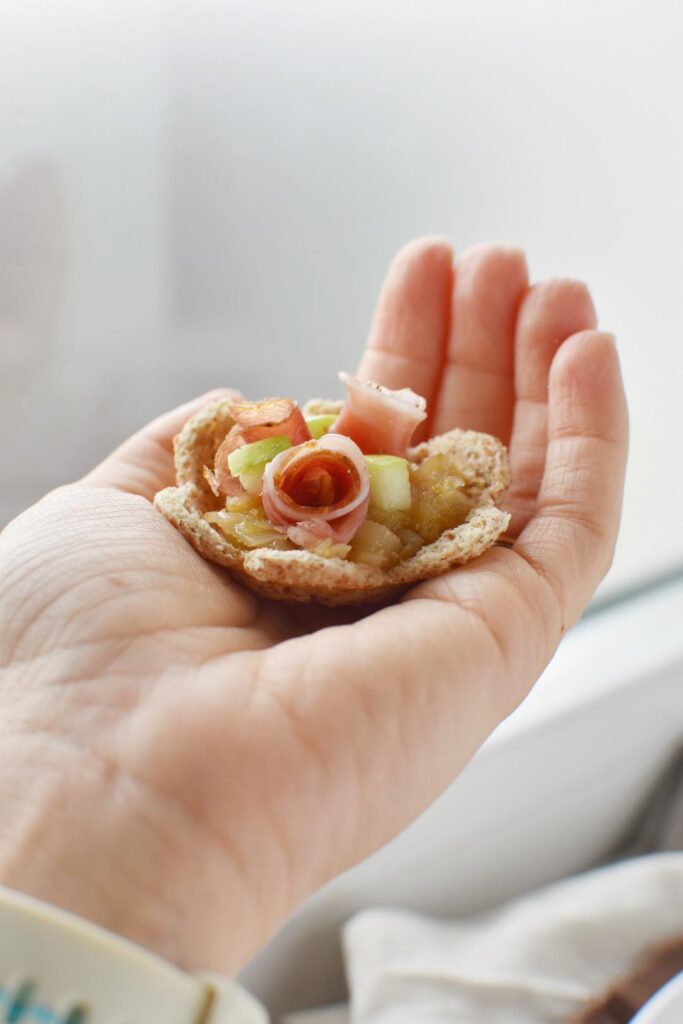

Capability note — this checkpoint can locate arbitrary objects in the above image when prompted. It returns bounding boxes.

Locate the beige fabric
[342,854,683,1024]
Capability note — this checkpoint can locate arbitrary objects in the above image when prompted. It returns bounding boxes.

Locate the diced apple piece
[396,526,424,561]
[227,435,290,476]
[305,414,338,439]
[225,436,290,495]
[205,509,290,549]
[365,455,412,511]
[349,519,403,569]
[238,464,267,496]
[410,453,471,543]
[364,505,411,534]
[229,515,289,549]
[312,539,351,560]
[225,494,262,514]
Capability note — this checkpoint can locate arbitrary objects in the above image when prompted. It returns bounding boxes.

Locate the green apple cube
[305,415,338,439]
[238,464,267,496]
[365,455,411,511]
[227,435,290,477]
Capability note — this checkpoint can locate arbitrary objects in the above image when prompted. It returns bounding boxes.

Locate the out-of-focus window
[1,0,681,598]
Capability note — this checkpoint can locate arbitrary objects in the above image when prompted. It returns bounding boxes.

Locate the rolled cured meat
[207,398,312,496]
[262,434,370,546]
[331,372,427,456]
[229,398,311,446]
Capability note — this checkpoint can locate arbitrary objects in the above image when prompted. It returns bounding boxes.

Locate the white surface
[1,0,682,597]
[343,855,683,1023]
[283,1008,348,1024]
[633,972,683,1024]
[243,574,683,1015]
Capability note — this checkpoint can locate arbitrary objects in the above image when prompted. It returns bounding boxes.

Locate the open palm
[0,239,627,975]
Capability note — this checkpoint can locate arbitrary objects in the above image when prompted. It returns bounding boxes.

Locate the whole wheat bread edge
[153,396,511,605]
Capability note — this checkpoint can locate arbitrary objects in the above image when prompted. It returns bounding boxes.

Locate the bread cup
[155,383,510,606]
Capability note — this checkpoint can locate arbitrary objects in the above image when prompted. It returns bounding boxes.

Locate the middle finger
[431,243,528,441]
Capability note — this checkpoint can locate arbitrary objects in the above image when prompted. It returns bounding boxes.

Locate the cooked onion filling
[202,377,474,565]
[205,452,472,567]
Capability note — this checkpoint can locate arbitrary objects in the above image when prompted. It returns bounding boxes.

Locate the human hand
[0,239,627,975]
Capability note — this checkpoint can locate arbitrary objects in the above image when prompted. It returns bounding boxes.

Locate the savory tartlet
[154,374,510,605]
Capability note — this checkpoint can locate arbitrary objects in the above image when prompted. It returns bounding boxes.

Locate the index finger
[357,237,454,442]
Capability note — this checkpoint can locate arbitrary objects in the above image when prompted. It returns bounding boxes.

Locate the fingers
[357,237,453,442]
[236,330,627,901]
[81,389,241,500]
[513,330,628,625]
[505,280,597,535]
[254,333,627,888]
[432,244,528,441]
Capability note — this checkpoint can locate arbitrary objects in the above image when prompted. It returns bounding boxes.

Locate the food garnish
[200,375,474,564]
[154,370,511,604]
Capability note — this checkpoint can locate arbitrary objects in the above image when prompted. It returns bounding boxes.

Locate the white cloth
[342,853,683,1023]
[282,1007,349,1024]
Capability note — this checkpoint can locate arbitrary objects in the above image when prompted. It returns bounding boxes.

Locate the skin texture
[0,238,628,975]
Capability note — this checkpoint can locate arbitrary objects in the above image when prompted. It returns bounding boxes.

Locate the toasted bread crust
[154,396,511,605]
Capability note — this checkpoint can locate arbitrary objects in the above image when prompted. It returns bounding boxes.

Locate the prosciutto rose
[262,434,370,547]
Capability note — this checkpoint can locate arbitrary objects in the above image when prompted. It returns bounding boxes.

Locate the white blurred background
[1,0,682,597]
[3,3,683,1016]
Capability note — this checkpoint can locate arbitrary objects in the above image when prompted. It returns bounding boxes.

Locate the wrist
[0,713,261,976]
[0,721,172,966]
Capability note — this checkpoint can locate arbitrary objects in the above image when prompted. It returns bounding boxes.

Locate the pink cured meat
[206,425,245,497]
[208,398,312,497]
[262,434,370,546]
[229,398,311,446]
[285,500,370,548]
[332,372,427,456]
